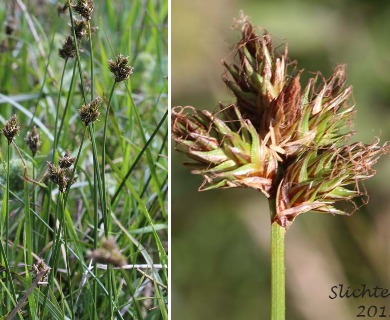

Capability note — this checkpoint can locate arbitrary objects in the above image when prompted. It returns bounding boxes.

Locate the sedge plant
[0,0,167,319]
[172,15,389,319]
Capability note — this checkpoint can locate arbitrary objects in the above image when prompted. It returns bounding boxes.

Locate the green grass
[0,0,167,319]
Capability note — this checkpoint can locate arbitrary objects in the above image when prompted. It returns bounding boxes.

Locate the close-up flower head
[172,10,389,319]
[172,17,389,228]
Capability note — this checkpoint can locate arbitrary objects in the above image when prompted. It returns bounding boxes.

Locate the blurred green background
[172,0,390,319]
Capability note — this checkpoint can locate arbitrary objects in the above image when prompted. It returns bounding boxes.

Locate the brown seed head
[47,162,64,184]
[47,161,75,193]
[108,54,133,83]
[25,126,41,156]
[78,96,101,126]
[58,35,76,60]
[72,18,89,39]
[172,15,390,229]
[2,114,20,144]
[223,20,356,159]
[90,236,127,267]
[273,140,390,227]
[72,0,94,20]
[59,150,76,169]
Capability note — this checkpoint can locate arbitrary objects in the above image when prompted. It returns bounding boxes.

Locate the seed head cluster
[72,0,94,21]
[108,54,134,83]
[59,150,77,169]
[47,150,77,193]
[72,18,89,39]
[2,114,20,145]
[25,126,41,157]
[90,236,127,267]
[172,17,389,228]
[58,0,96,60]
[58,35,77,60]
[78,96,102,126]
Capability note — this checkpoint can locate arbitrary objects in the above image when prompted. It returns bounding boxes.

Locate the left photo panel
[0,0,168,318]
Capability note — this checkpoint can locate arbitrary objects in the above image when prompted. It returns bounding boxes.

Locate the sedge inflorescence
[78,96,102,126]
[25,125,41,157]
[172,16,389,228]
[89,236,127,267]
[108,54,134,83]
[46,150,77,193]
[58,0,95,60]
[72,0,94,21]
[2,114,20,144]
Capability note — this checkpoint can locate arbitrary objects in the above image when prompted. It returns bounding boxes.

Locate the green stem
[101,82,116,319]
[53,59,68,161]
[102,82,116,232]
[5,144,10,262]
[2,143,18,314]
[88,21,94,101]
[57,61,77,147]
[270,201,285,320]
[62,204,75,320]
[92,164,98,320]
[67,1,87,105]
[86,22,97,319]
[4,144,10,309]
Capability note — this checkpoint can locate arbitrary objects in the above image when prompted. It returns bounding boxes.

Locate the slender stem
[101,82,116,319]
[85,40,98,319]
[5,144,10,261]
[49,195,62,278]
[43,30,72,275]
[92,164,98,319]
[53,59,68,161]
[270,200,286,320]
[79,90,117,317]
[87,124,105,228]
[5,144,12,309]
[57,61,77,147]
[102,82,116,232]
[62,202,75,320]
[67,1,87,105]
[87,120,114,316]
[2,143,18,313]
[41,193,62,317]
[88,21,94,101]
[87,22,98,319]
